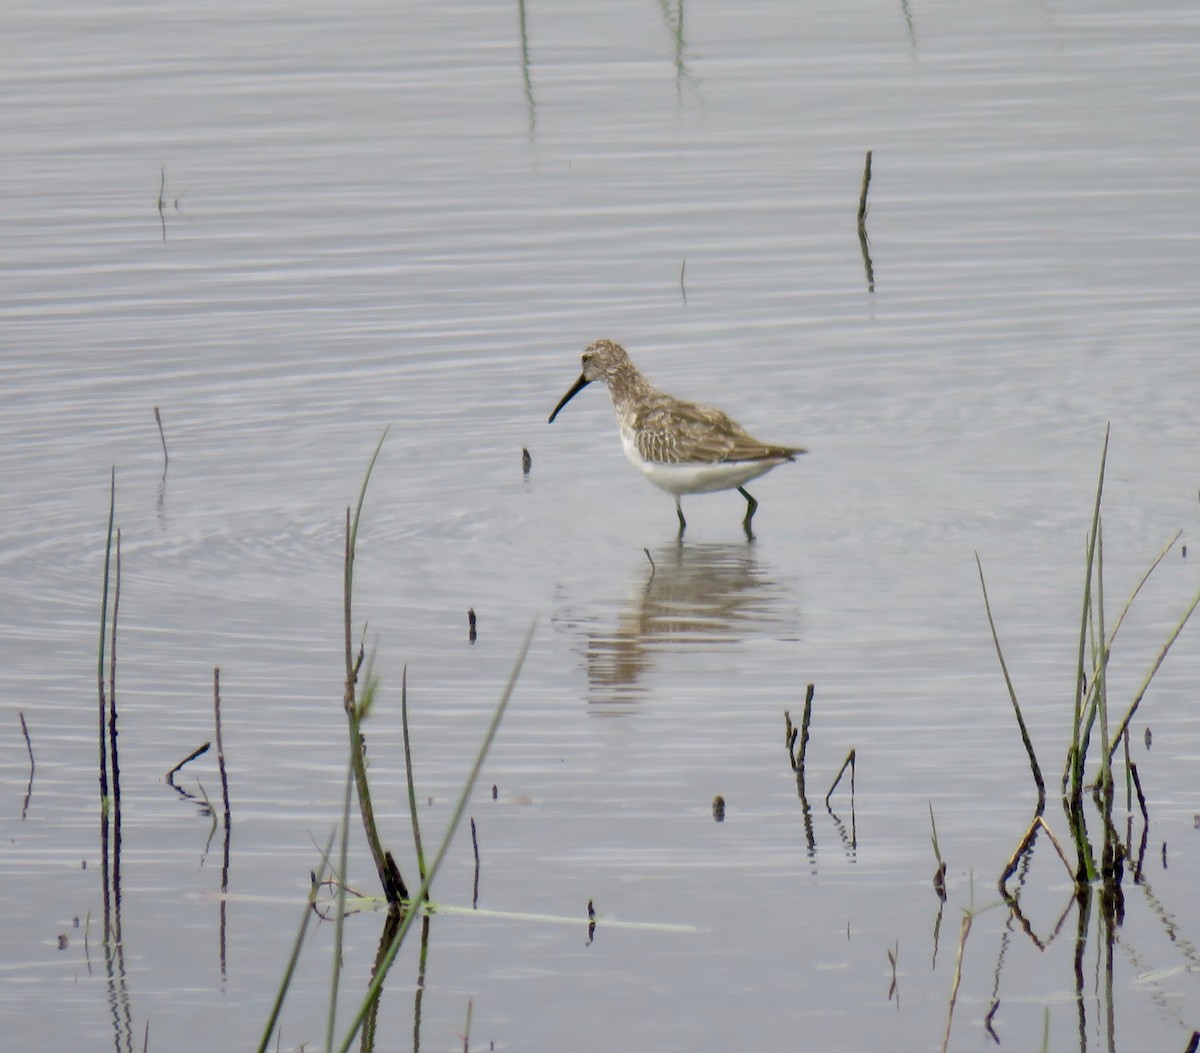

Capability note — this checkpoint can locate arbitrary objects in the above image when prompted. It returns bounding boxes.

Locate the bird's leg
[675,498,687,537]
[738,487,758,541]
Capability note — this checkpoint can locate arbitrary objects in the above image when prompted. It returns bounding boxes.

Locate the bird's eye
[581,354,590,366]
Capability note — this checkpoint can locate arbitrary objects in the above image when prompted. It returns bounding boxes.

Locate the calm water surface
[2,1,1199,1050]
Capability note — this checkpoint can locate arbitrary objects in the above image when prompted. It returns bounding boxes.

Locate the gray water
[3,1,1199,1050]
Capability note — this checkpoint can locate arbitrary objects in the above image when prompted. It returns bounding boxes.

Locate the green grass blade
[256,829,337,1053]
[335,622,535,1053]
[97,468,116,805]
[326,674,372,1053]
[1107,584,1200,761]
[1068,426,1109,801]
[345,428,388,686]
[401,665,427,885]
[975,553,1045,811]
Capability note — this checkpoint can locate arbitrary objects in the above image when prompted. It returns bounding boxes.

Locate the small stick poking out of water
[711,795,725,822]
[470,817,481,909]
[19,711,35,820]
[461,997,473,1053]
[468,607,477,644]
[857,150,875,293]
[157,167,167,241]
[929,802,947,901]
[857,150,873,228]
[825,748,856,808]
[785,683,816,773]
[20,711,34,774]
[213,668,231,832]
[166,741,211,786]
[679,258,687,304]
[154,406,169,468]
[522,447,532,475]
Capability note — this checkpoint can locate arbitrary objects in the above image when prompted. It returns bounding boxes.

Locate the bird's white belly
[619,429,780,495]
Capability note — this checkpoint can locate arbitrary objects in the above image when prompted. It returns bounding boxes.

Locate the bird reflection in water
[580,541,794,706]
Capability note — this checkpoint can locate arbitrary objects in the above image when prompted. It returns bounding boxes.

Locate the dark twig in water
[96,471,119,950]
[785,685,820,852]
[166,741,211,786]
[153,406,169,468]
[825,748,855,809]
[470,816,480,909]
[857,149,873,228]
[857,150,875,293]
[643,547,656,579]
[887,942,899,1005]
[108,527,123,852]
[516,0,535,137]
[19,711,35,819]
[798,683,814,772]
[929,803,947,902]
[999,815,1074,892]
[983,998,1001,1043]
[213,669,231,831]
[157,167,167,241]
[214,667,232,978]
[19,711,34,769]
[785,684,816,776]
[521,447,532,475]
[98,468,116,809]
[468,608,477,644]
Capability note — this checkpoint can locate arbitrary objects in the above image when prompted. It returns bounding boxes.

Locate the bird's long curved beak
[548,373,591,423]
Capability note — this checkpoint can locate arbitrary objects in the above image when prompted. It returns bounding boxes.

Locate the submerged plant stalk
[975,552,1046,815]
[341,429,407,906]
[335,623,535,1053]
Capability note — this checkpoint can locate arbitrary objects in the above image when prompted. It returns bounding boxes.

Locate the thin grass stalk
[1097,530,1181,658]
[108,527,120,773]
[410,915,431,1051]
[1068,427,1109,810]
[108,528,123,943]
[401,666,427,886]
[1106,584,1200,760]
[343,511,393,898]
[326,675,370,1053]
[98,468,116,808]
[975,554,1046,812]
[255,829,338,1053]
[1094,524,1114,821]
[939,912,973,1053]
[825,749,855,808]
[213,668,231,834]
[19,710,35,820]
[1074,529,1182,759]
[335,623,535,1053]
[342,430,405,905]
[344,428,389,687]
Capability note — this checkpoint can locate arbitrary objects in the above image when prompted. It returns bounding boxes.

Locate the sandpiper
[548,340,806,538]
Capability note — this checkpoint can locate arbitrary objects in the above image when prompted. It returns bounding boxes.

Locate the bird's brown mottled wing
[632,395,805,464]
